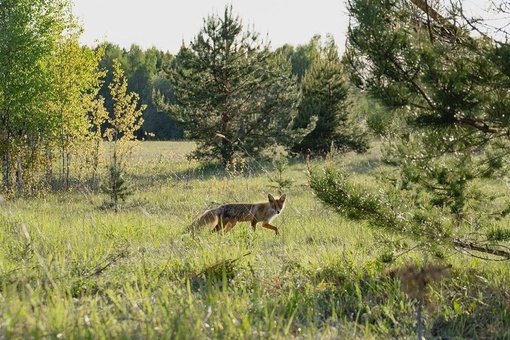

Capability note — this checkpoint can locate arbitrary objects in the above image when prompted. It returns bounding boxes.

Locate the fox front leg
[261,222,279,236]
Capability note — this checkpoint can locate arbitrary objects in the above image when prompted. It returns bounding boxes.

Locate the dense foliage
[0,0,104,192]
[292,35,369,155]
[1,0,368,192]
[97,44,183,140]
[310,0,510,259]
[0,1,149,195]
[158,6,314,164]
[278,35,321,83]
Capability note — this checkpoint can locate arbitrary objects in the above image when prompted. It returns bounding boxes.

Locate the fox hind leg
[223,220,237,232]
[208,214,222,232]
[211,219,225,232]
[189,210,216,235]
[211,217,236,233]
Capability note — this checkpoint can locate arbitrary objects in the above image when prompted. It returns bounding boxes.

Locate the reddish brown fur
[189,194,286,235]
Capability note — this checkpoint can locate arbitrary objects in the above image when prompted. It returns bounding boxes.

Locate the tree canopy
[97,43,182,140]
[159,6,313,164]
[292,35,369,156]
[310,0,510,259]
[0,0,103,192]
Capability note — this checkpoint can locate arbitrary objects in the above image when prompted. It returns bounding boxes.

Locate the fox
[189,194,286,235]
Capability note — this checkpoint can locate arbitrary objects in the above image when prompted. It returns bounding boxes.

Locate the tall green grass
[0,141,508,339]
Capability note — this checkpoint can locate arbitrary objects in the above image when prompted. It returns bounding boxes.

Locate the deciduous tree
[278,35,321,83]
[47,25,105,190]
[0,0,60,191]
[0,0,106,194]
[102,59,146,211]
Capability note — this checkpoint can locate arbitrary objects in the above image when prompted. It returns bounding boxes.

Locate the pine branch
[453,239,510,260]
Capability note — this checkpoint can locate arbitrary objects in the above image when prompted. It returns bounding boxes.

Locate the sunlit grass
[0,141,508,339]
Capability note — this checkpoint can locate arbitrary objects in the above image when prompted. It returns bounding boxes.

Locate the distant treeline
[97,36,330,140]
[97,43,181,140]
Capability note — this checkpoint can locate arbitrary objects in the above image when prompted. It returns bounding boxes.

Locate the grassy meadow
[0,141,509,339]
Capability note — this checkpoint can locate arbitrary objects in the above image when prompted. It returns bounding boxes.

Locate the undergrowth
[0,142,508,339]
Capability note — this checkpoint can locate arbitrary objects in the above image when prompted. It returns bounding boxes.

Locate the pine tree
[293,36,369,156]
[159,5,312,164]
[101,152,132,212]
[310,0,510,259]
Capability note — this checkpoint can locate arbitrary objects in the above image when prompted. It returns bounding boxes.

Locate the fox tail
[188,209,219,233]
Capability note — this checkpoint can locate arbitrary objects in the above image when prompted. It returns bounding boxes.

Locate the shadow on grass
[187,252,251,292]
[131,158,304,190]
[266,261,510,339]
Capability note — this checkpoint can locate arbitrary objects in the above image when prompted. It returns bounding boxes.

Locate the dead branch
[453,239,510,260]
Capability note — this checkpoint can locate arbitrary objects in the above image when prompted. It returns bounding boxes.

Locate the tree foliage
[292,35,369,156]
[101,59,146,211]
[97,43,182,140]
[1,0,57,190]
[160,5,312,164]
[311,0,510,259]
[278,35,321,83]
[0,0,104,193]
[47,21,105,190]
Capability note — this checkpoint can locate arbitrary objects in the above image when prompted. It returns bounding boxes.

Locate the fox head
[268,193,286,215]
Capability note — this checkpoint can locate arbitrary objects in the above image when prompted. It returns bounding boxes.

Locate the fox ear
[268,194,275,202]
[280,193,286,202]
